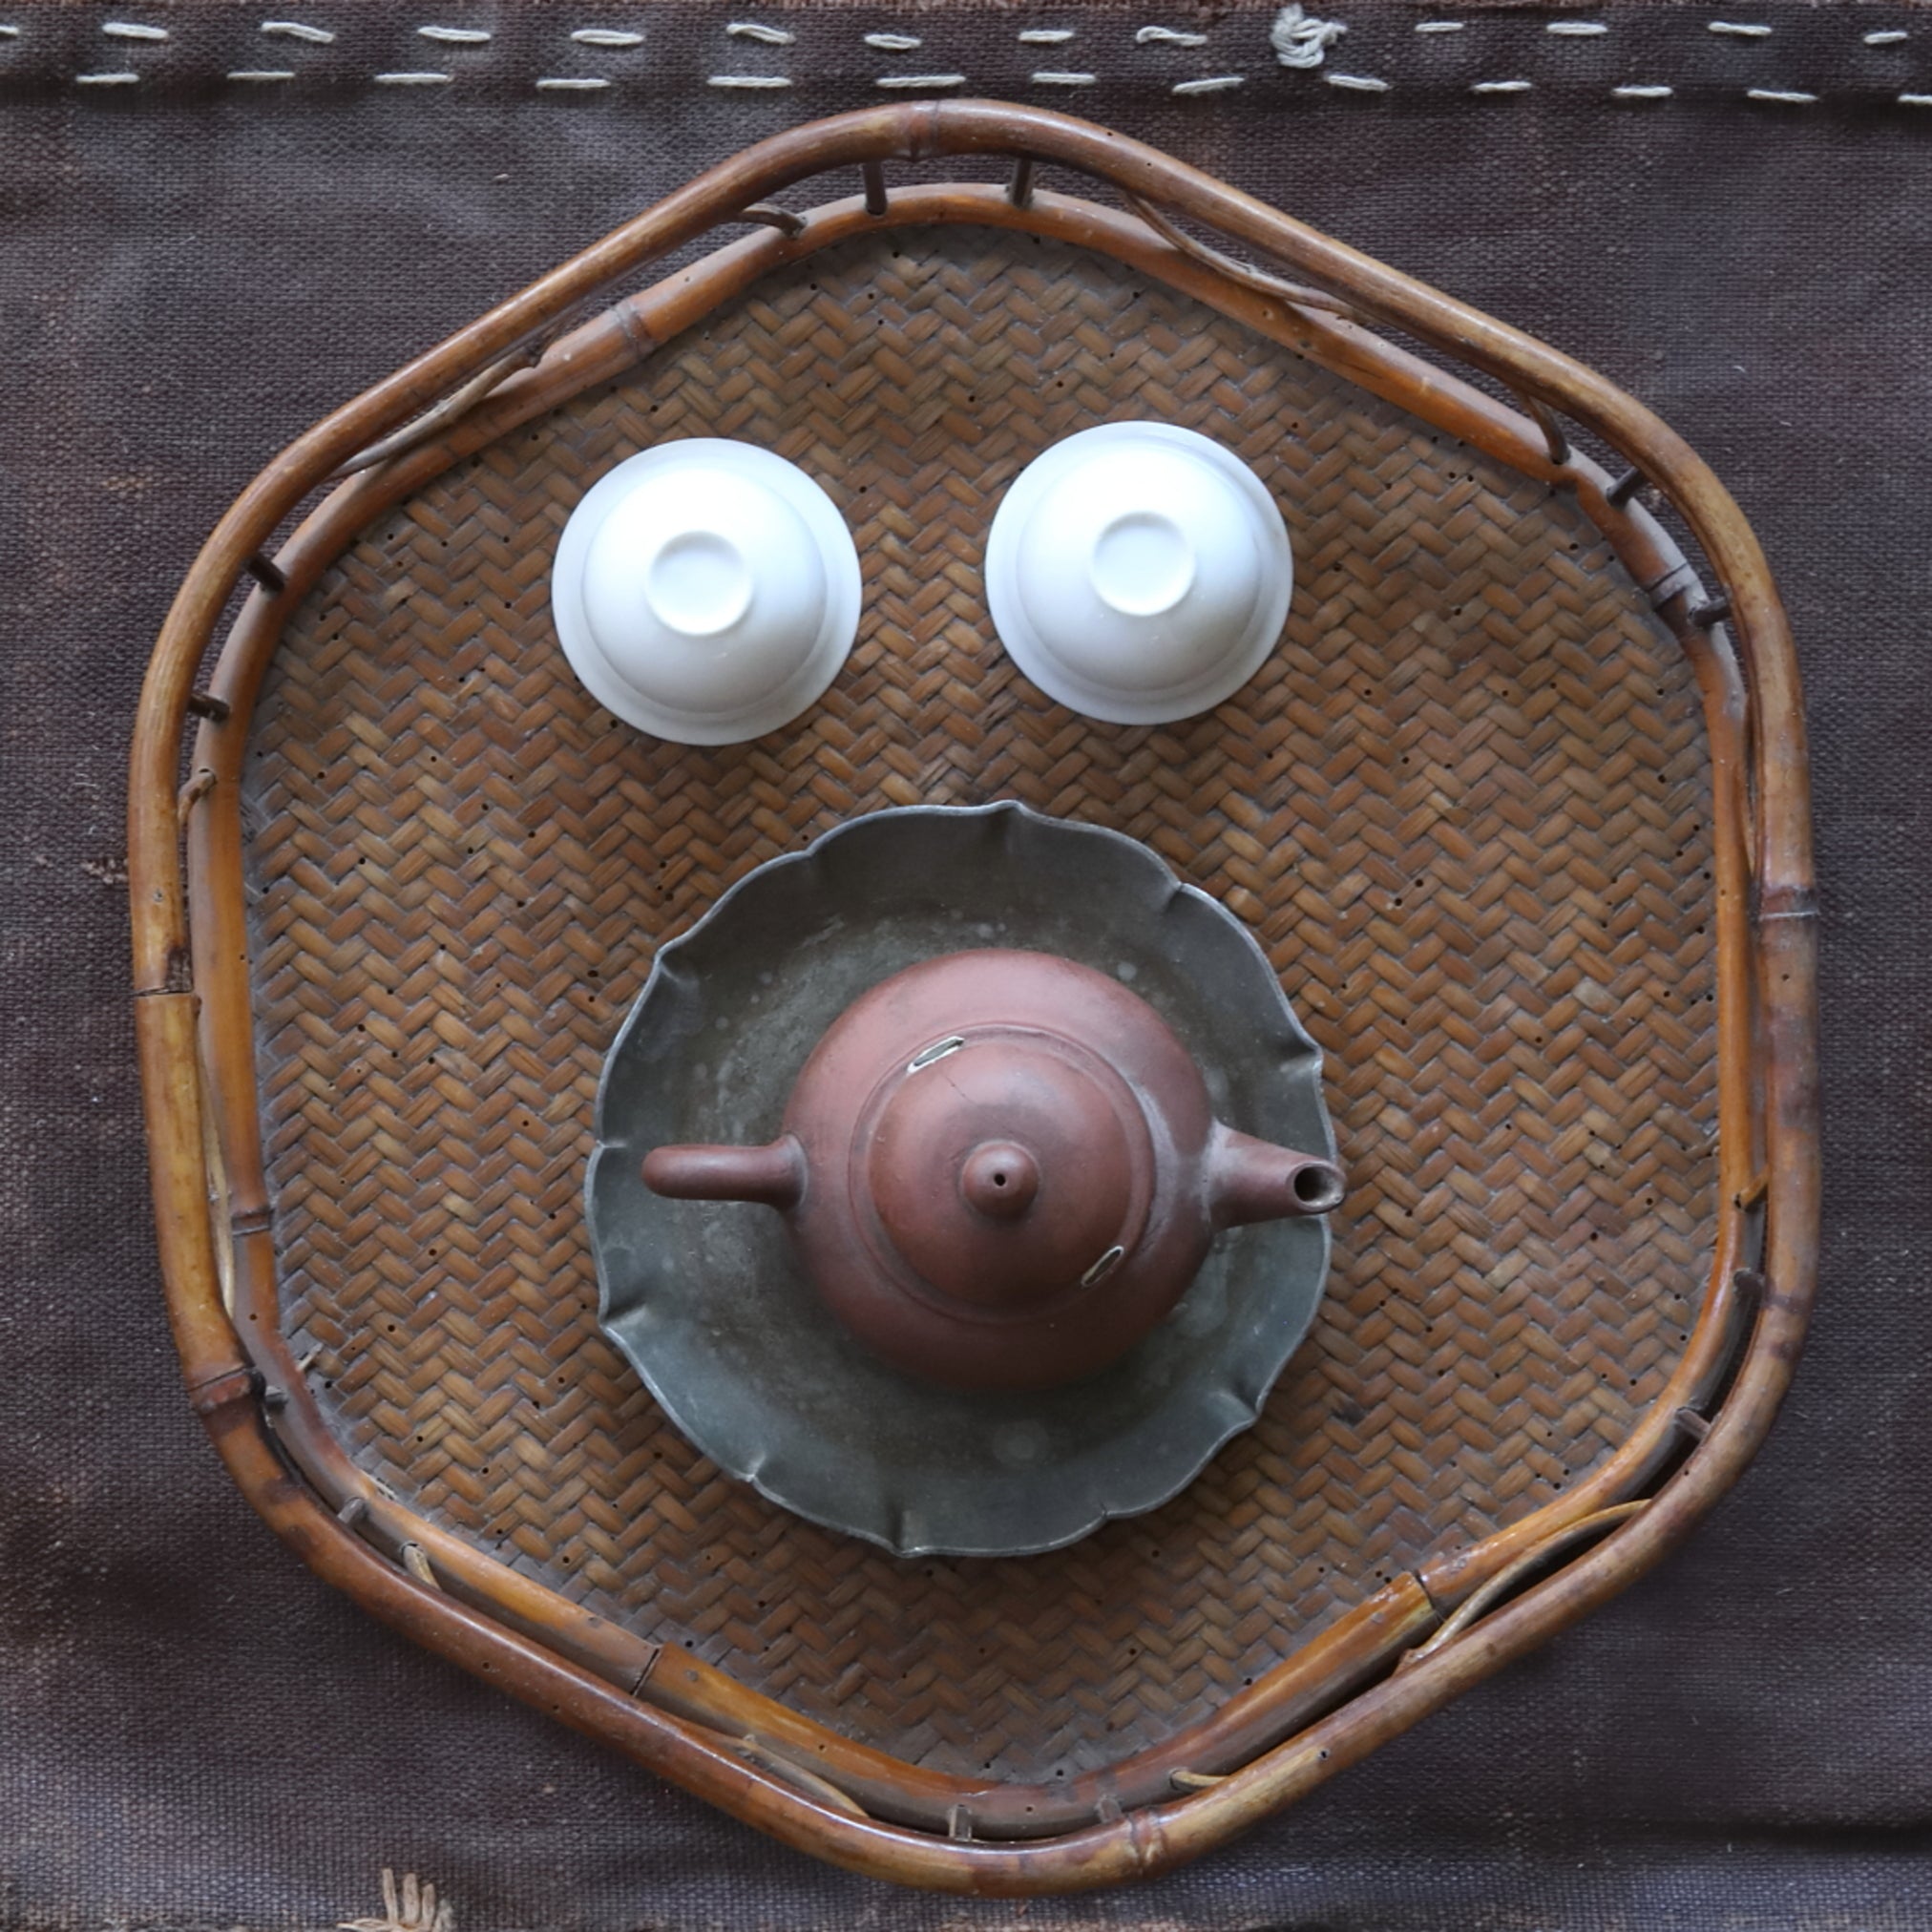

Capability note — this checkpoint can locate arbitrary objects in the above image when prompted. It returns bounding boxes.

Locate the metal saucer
[587,802,1338,1558]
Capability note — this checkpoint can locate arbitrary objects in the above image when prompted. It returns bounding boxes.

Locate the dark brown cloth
[4,2,1926,1924]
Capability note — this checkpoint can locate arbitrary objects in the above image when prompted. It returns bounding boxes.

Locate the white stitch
[706,72,790,86]
[1270,4,1345,70]
[102,20,167,39]
[1545,20,1608,35]
[1172,73,1243,93]
[1864,29,1908,45]
[572,27,641,45]
[1031,69,1095,84]
[1136,25,1207,46]
[1471,78,1532,93]
[261,20,334,41]
[374,69,452,82]
[1325,70,1389,93]
[1900,91,1932,104]
[537,74,609,88]
[1612,82,1672,98]
[0,23,21,34]
[76,70,139,82]
[1018,28,1074,44]
[875,72,966,88]
[418,25,490,42]
[1746,87,1816,102]
[726,21,793,44]
[865,32,921,50]
[1707,21,1772,37]
[228,67,295,79]
[1414,20,1464,34]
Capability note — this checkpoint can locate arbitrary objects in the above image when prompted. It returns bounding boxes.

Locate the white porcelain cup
[986,422,1293,725]
[552,439,860,746]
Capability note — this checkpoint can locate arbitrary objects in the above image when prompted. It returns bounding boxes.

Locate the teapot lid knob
[958,1141,1040,1220]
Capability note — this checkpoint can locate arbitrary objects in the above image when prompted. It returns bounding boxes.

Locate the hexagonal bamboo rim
[129,103,1817,1894]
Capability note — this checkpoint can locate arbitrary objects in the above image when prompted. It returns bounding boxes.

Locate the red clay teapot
[642,948,1343,1392]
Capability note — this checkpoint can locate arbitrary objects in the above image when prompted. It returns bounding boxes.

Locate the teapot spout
[1208,1125,1344,1228]
[641,1134,805,1211]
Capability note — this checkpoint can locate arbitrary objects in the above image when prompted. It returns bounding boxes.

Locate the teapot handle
[641,1134,805,1210]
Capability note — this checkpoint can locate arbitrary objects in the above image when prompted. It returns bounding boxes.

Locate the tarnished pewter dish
[588,801,1341,1557]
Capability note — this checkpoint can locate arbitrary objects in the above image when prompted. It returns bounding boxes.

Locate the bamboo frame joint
[738,202,807,239]
[1757,884,1818,924]
[627,1642,663,1697]
[188,1362,261,1418]
[1605,465,1644,507]
[1644,559,1700,609]
[399,1541,440,1589]
[735,1735,871,1819]
[178,768,216,830]
[133,950,194,998]
[615,301,659,364]
[1521,392,1570,467]
[1406,1501,1649,1667]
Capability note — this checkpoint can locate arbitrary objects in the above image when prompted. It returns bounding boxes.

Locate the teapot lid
[857,1011,1156,1315]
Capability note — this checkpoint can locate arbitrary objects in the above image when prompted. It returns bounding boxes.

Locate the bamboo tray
[130,103,1818,1894]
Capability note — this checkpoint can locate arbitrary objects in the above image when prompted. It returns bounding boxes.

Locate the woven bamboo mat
[244,227,1715,1785]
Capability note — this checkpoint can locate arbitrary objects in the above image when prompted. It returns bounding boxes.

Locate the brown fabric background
[3,2,1925,1925]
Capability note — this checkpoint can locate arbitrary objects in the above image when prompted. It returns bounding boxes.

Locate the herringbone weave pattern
[247,232,1715,1782]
